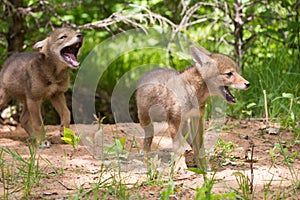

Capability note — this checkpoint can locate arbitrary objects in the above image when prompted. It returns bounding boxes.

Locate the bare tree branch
[184,17,210,27]
[169,2,215,47]
[217,32,232,48]
[78,5,176,34]
[180,0,192,16]
[177,2,215,32]
[215,0,233,21]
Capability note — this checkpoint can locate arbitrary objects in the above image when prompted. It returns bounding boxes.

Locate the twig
[249,139,254,194]
[57,180,73,190]
[263,90,269,124]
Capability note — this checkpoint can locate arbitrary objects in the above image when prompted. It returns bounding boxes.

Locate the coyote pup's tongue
[63,53,79,67]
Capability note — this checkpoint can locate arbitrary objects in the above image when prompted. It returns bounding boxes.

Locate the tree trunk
[6,0,25,55]
[296,1,300,68]
[233,0,244,70]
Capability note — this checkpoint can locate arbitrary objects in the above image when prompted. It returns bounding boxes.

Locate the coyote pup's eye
[226,72,233,77]
[59,35,67,40]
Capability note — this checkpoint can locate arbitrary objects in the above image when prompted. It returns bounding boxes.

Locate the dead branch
[78,5,177,33]
[167,2,216,56]
[177,2,215,32]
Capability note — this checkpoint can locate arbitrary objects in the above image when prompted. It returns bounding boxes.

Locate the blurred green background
[0,0,299,131]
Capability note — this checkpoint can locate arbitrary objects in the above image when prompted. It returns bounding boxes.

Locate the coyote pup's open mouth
[61,41,82,68]
[220,86,236,104]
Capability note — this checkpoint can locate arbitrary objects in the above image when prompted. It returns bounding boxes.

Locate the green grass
[234,48,300,127]
[0,144,50,198]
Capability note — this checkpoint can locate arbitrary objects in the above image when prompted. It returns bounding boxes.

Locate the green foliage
[212,138,241,167]
[1,0,299,127]
[237,46,300,127]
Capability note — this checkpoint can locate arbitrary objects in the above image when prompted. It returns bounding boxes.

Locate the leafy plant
[242,102,257,117]
[212,138,241,167]
[61,127,82,149]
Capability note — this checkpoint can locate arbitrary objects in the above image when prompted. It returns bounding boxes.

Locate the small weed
[146,154,161,181]
[212,138,241,168]
[242,102,257,118]
[93,114,106,129]
[232,171,253,200]
[61,127,82,149]
[273,142,299,186]
[104,138,128,159]
[272,92,299,129]
[263,175,274,200]
[214,139,235,158]
[160,179,174,200]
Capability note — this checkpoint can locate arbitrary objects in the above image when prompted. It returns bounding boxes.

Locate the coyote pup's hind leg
[169,119,189,172]
[20,101,33,135]
[142,123,154,153]
[0,88,11,110]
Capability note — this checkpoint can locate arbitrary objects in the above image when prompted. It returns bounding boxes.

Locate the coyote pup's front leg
[50,93,71,136]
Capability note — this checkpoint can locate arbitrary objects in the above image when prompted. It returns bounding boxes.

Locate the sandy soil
[0,119,299,199]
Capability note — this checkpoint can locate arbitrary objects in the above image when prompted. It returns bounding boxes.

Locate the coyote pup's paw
[60,125,65,137]
[38,140,51,148]
[173,157,188,174]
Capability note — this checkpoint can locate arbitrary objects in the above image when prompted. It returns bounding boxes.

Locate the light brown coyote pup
[136,46,250,170]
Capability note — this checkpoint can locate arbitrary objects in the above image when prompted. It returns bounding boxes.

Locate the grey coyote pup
[0,28,83,146]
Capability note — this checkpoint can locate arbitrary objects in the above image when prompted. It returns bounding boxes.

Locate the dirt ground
[0,119,299,199]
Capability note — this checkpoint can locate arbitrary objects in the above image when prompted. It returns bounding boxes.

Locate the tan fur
[136,46,250,170]
[0,28,83,145]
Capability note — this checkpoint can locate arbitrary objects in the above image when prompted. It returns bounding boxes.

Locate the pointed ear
[33,38,48,52]
[190,46,213,66]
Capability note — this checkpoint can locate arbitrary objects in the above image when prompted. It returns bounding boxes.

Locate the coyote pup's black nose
[76,34,83,38]
[245,82,250,88]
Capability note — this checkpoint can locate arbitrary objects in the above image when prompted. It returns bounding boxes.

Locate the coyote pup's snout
[136,46,250,171]
[0,28,83,146]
